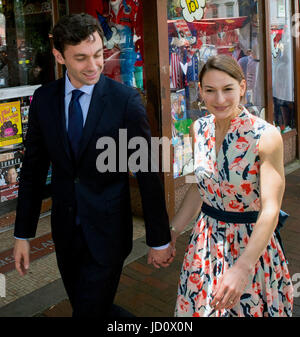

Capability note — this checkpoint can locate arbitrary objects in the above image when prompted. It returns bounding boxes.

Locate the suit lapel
[53,77,73,162]
[77,74,108,162]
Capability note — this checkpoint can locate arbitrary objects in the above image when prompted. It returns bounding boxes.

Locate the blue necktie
[68,89,84,157]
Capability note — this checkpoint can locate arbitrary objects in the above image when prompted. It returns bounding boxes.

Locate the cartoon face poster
[180,0,206,22]
[0,101,22,147]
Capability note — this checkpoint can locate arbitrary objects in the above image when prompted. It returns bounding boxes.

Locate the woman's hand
[210,261,252,310]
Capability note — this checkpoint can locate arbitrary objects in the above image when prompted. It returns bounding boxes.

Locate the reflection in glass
[271,0,295,133]
[0,0,55,88]
[168,0,265,178]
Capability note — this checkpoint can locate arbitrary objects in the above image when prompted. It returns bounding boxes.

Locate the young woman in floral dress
[171,55,293,317]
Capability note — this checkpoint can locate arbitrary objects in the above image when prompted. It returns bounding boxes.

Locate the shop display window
[0,0,56,88]
[167,0,265,178]
[0,0,67,213]
[270,0,295,133]
[85,0,145,92]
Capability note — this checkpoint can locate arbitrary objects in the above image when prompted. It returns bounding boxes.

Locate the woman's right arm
[170,182,203,240]
[170,120,202,243]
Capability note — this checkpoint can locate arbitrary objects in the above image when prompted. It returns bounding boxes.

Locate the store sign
[0,101,22,147]
[181,0,206,22]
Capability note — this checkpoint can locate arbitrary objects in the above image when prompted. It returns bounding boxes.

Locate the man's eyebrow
[74,48,103,57]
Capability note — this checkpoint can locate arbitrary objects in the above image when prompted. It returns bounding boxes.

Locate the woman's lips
[214,106,229,112]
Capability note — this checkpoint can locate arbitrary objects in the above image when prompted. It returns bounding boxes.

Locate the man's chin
[83,74,101,85]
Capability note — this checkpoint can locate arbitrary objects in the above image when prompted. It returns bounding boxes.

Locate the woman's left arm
[210,126,285,310]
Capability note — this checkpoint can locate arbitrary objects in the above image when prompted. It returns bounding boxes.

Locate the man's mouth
[84,72,99,80]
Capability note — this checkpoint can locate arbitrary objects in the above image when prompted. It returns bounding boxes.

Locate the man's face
[7,168,17,184]
[53,32,104,88]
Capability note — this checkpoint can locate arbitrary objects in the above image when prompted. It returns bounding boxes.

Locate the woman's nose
[215,91,226,104]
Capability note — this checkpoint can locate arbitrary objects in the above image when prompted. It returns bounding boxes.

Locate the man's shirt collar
[65,71,95,96]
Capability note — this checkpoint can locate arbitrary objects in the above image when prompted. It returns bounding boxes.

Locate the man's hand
[14,239,30,276]
[147,245,175,269]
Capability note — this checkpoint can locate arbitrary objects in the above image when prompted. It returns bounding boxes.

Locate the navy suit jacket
[14,74,171,265]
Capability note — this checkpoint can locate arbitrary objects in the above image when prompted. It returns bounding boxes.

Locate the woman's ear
[199,81,203,97]
[240,79,247,98]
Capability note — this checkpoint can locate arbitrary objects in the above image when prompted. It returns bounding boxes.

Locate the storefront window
[0,0,55,88]
[167,0,265,178]
[0,0,67,215]
[85,0,145,92]
[270,0,295,133]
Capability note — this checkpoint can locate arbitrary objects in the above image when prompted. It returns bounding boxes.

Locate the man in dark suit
[13,13,173,317]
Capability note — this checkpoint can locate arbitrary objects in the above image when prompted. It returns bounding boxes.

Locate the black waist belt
[201,202,289,260]
[201,202,258,224]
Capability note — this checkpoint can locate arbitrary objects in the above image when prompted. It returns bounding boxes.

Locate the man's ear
[52,48,65,65]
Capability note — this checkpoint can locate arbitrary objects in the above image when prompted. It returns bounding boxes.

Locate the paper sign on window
[181,0,206,22]
[0,101,22,147]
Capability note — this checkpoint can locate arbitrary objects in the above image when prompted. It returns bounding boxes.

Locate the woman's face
[200,69,246,121]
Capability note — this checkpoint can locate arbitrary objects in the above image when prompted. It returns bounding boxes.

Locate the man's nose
[87,57,98,70]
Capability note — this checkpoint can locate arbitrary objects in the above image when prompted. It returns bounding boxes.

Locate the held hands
[210,261,252,310]
[147,244,176,269]
[13,239,30,276]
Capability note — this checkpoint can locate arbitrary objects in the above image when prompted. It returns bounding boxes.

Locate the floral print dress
[175,108,293,317]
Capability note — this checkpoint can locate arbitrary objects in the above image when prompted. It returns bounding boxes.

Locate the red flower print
[240,181,253,195]
[183,258,190,270]
[228,200,244,212]
[248,161,259,175]
[230,243,238,257]
[235,137,249,151]
[226,233,234,243]
[207,184,214,194]
[222,182,237,196]
[264,251,270,264]
[178,295,189,313]
[229,157,248,172]
[207,138,214,150]
[189,273,201,284]
[271,239,277,249]
[243,236,249,245]
[193,312,200,317]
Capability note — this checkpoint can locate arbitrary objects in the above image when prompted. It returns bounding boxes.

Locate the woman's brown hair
[199,54,245,86]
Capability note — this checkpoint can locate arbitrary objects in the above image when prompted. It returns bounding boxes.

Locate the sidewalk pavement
[0,164,299,317]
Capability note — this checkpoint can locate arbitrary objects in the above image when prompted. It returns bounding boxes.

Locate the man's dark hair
[52,13,104,56]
